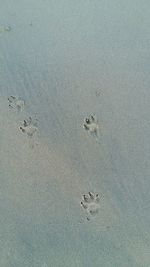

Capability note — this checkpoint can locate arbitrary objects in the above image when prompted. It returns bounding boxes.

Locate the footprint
[95,89,101,97]
[0,25,11,33]
[19,116,39,137]
[80,192,100,220]
[83,115,99,137]
[8,96,25,112]
[22,116,38,127]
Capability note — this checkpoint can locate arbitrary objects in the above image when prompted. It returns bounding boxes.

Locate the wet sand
[1,0,150,266]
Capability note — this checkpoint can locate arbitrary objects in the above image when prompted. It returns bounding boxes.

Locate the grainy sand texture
[0,0,150,266]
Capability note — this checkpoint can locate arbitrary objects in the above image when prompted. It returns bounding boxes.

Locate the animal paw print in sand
[83,115,98,136]
[0,25,11,33]
[81,192,100,220]
[19,116,38,137]
[8,96,25,111]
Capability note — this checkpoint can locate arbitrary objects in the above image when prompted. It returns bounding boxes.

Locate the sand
[0,0,150,266]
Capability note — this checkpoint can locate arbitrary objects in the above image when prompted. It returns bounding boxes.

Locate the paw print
[19,116,38,137]
[95,89,101,97]
[83,115,98,136]
[23,116,38,127]
[8,96,25,111]
[80,192,100,220]
[0,25,11,33]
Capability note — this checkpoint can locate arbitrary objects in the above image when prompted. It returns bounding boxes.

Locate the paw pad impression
[8,96,25,111]
[83,115,98,135]
[80,192,100,219]
[19,116,38,137]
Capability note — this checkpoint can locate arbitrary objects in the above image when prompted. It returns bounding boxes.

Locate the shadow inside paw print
[23,116,38,127]
[8,96,25,111]
[83,115,98,136]
[19,116,38,137]
[81,192,100,220]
